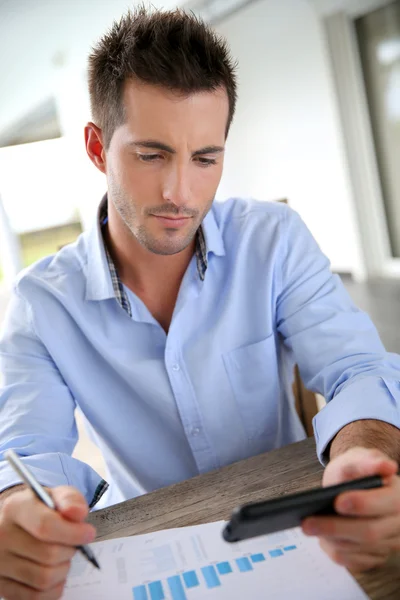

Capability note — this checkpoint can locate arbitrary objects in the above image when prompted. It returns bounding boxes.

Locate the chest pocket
[222,334,280,440]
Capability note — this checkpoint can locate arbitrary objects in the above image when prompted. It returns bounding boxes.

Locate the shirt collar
[85,194,225,309]
[201,203,226,260]
[85,195,116,303]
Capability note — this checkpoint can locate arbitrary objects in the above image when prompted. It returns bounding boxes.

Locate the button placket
[165,327,218,473]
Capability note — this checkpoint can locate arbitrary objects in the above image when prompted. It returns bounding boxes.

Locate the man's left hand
[301,447,400,572]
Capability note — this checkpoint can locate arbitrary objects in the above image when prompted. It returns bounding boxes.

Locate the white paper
[63,520,369,599]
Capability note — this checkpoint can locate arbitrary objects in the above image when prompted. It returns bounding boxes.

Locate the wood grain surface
[88,438,400,599]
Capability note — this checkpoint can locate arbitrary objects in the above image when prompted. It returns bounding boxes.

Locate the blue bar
[269,549,284,558]
[236,557,253,572]
[183,571,199,588]
[201,566,221,588]
[133,586,148,600]
[284,545,297,551]
[167,576,187,600]
[216,561,232,575]
[250,553,265,563]
[149,581,165,600]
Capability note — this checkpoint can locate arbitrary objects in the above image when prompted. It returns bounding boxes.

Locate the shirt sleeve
[0,284,108,508]
[276,207,400,464]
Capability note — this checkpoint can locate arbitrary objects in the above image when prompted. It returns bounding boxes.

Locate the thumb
[50,485,89,523]
[323,447,398,487]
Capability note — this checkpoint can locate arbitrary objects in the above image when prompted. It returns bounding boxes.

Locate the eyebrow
[129,140,224,157]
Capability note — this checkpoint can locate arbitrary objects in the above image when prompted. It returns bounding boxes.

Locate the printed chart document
[63,520,368,599]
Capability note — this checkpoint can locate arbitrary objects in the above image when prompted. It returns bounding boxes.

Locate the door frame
[323,0,400,277]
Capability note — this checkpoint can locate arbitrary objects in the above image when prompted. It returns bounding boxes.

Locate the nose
[162,163,191,208]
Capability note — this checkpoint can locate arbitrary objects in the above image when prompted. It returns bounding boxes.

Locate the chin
[148,236,194,256]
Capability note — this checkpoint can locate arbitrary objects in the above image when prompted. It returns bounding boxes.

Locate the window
[356,2,400,257]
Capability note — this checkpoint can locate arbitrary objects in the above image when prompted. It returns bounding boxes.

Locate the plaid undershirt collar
[99,197,208,318]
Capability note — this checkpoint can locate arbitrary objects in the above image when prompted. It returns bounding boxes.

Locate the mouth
[151,215,192,228]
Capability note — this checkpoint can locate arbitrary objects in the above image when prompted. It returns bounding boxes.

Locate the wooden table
[88,438,400,599]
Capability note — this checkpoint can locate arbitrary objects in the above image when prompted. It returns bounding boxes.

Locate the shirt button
[172,364,180,371]
[191,427,200,436]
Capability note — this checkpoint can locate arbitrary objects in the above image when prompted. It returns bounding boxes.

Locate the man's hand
[302,447,400,572]
[0,485,96,600]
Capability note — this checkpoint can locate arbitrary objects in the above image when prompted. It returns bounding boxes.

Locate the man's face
[105,80,229,256]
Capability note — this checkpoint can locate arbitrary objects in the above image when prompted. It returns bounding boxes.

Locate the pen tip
[91,556,101,570]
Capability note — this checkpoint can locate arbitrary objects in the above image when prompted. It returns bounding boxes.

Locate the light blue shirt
[1,199,400,509]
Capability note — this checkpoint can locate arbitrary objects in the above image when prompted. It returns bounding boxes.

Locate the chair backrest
[292,365,319,437]
[276,198,320,437]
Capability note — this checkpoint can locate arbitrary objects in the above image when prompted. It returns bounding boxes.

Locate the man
[1,6,400,599]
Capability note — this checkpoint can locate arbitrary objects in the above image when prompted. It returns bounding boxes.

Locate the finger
[319,536,390,559]
[50,486,89,523]
[3,492,96,546]
[7,523,77,566]
[318,535,400,560]
[318,535,393,556]
[387,533,400,552]
[335,479,400,518]
[302,514,400,544]
[0,553,71,591]
[346,554,388,573]
[0,575,66,600]
[319,538,389,572]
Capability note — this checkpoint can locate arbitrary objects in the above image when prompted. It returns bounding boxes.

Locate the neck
[104,203,196,293]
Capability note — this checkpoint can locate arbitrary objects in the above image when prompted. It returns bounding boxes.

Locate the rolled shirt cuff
[313,376,400,465]
[0,452,108,509]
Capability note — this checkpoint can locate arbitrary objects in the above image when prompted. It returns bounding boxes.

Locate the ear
[85,122,106,174]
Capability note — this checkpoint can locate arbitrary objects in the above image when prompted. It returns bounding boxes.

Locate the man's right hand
[0,485,96,600]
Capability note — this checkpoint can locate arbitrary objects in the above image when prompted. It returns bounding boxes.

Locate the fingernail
[59,500,85,512]
[304,520,319,535]
[339,498,353,512]
[84,530,96,543]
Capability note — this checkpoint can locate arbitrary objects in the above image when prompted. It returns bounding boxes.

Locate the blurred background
[0,0,399,476]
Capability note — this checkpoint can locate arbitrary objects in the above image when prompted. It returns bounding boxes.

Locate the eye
[138,154,162,162]
[196,157,217,167]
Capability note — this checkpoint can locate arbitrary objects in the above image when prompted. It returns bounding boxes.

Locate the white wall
[0,0,179,233]
[215,0,364,275]
[0,0,178,135]
[0,0,364,274]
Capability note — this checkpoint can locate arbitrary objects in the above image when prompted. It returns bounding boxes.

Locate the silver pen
[4,449,100,569]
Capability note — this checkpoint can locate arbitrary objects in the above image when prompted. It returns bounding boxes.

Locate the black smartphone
[222,474,384,542]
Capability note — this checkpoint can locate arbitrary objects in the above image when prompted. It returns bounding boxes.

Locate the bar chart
[133,544,298,599]
[63,520,368,600]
